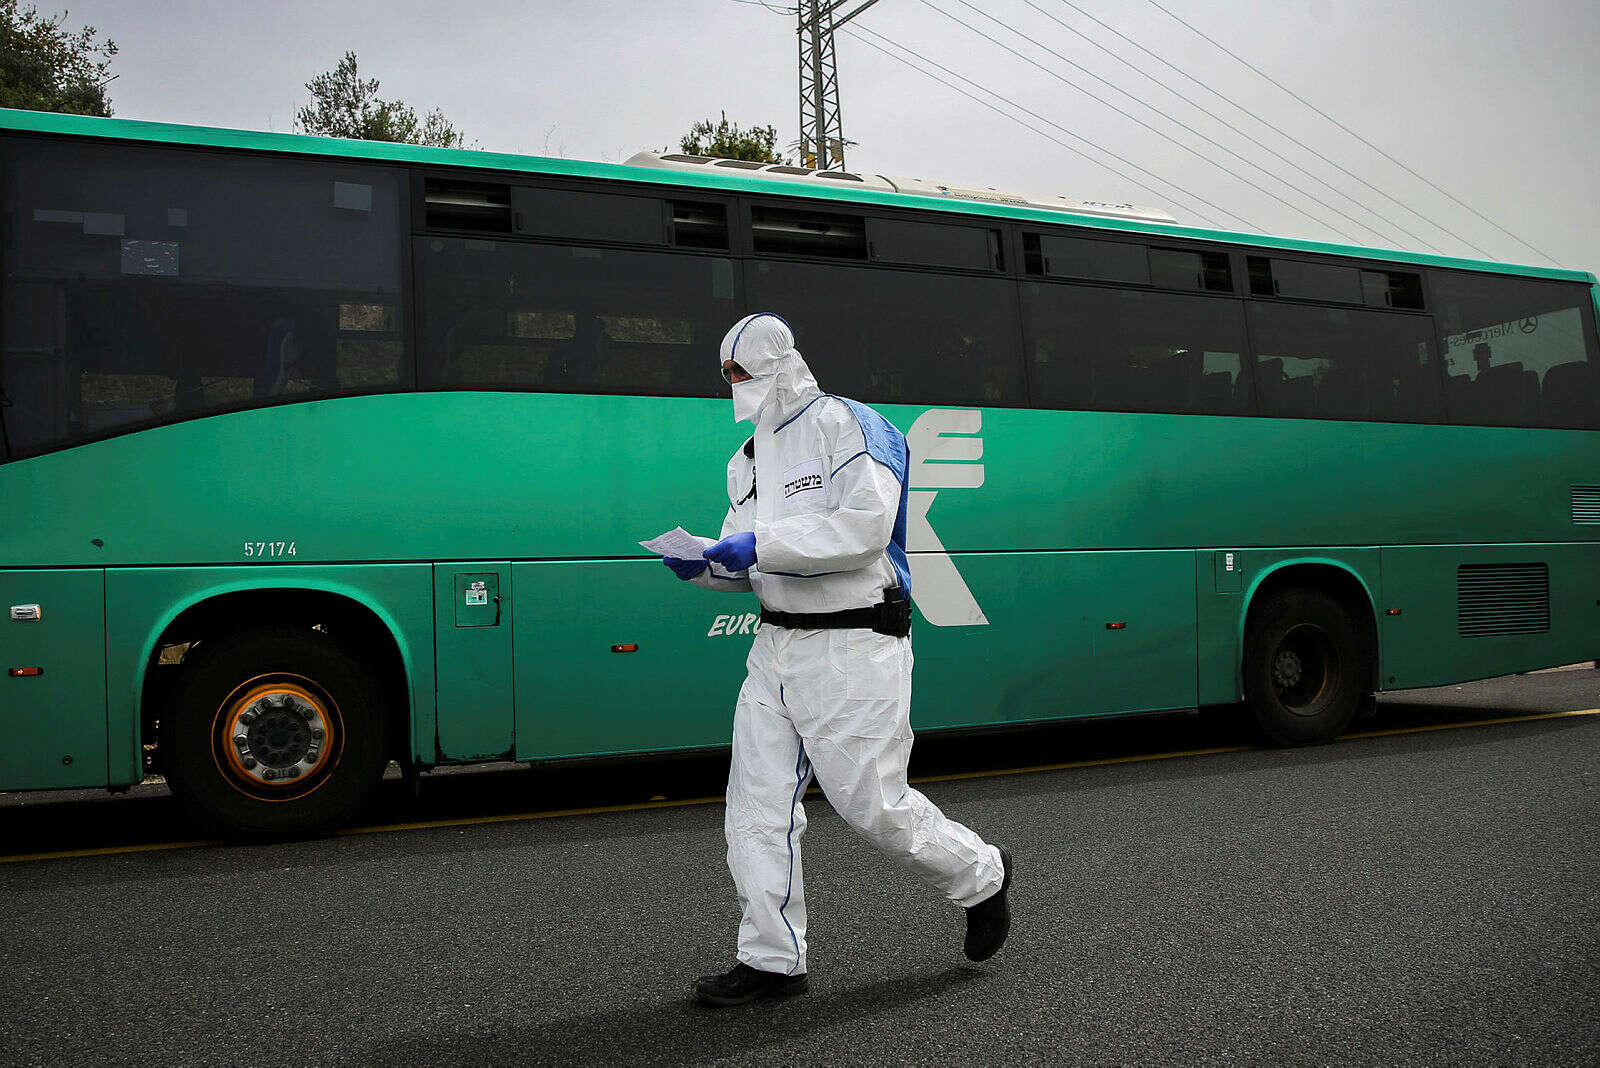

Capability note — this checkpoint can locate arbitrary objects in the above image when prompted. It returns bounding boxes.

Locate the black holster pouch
[761,587,911,638]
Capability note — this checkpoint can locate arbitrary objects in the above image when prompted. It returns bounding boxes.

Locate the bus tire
[1243,588,1366,746]
[162,624,388,838]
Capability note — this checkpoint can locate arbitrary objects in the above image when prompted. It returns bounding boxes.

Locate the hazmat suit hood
[720,313,820,425]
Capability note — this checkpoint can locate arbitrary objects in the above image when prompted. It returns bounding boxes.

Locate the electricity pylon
[798,0,880,170]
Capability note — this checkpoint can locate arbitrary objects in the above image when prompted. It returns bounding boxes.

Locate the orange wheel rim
[211,674,343,800]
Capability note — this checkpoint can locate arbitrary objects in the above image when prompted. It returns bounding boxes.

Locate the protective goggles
[719,361,750,384]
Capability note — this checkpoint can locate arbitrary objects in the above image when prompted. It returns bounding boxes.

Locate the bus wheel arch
[142,588,413,787]
[1239,562,1379,745]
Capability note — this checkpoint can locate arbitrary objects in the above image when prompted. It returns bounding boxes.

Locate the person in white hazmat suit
[663,313,1013,1008]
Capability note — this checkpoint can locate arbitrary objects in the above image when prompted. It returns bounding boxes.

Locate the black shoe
[693,962,809,1007]
[964,846,1013,962]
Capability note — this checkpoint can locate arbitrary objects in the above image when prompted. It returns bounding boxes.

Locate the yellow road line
[338,794,725,836]
[909,743,1252,784]
[1,838,221,864]
[1340,707,1598,739]
[5,707,1597,865]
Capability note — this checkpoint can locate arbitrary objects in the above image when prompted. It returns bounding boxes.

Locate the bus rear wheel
[162,625,387,838]
[1243,588,1368,746]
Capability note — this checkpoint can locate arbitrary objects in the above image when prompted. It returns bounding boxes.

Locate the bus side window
[1430,270,1600,429]
[747,258,1024,407]
[1020,282,1249,416]
[0,136,409,456]
[1246,301,1442,423]
[418,238,736,399]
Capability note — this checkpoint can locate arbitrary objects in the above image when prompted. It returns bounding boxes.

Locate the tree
[0,0,117,116]
[674,112,788,163]
[295,51,473,149]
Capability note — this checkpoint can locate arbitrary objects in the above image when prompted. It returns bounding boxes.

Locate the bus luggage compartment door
[433,564,514,761]
[0,569,108,789]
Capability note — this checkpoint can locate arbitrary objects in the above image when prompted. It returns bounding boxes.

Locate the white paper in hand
[639,526,717,559]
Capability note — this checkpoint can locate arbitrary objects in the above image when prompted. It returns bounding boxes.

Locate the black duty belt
[760,590,911,638]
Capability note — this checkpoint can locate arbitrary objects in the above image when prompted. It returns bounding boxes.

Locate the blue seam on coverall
[774,394,826,431]
[728,312,793,367]
[779,741,808,974]
[831,450,867,477]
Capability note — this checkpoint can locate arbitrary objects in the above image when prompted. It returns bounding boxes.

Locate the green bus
[2,107,1596,837]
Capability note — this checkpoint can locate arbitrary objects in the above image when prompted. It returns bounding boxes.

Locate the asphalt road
[2,670,1597,1066]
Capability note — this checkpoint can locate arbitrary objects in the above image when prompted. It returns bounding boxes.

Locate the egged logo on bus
[905,408,987,627]
[707,408,988,637]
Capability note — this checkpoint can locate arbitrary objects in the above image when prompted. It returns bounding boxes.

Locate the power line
[846,29,1228,226]
[1028,0,1443,254]
[1063,1,1494,260]
[846,23,1252,230]
[964,0,1400,248]
[1147,0,1561,266]
[922,0,1362,244]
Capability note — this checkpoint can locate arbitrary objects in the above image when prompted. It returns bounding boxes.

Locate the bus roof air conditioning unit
[623,151,1177,224]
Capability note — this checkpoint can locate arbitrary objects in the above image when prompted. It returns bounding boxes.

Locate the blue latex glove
[703,531,757,571]
[663,556,708,580]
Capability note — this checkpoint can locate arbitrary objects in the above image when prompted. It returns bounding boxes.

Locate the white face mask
[732,376,776,424]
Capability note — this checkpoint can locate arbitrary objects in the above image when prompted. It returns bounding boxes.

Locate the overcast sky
[69,0,1600,271]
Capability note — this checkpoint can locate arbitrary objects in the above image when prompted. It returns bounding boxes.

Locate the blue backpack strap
[831,396,912,599]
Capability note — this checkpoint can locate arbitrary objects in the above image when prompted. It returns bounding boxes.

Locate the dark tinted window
[1249,256,1362,303]
[751,207,866,258]
[1026,233,1148,284]
[511,186,666,245]
[419,238,736,396]
[748,260,1024,406]
[670,201,728,249]
[1248,301,1443,422]
[867,218,999,271]
[424,178,511,233]
[1430,270,1600,428]
[1,137,408,457]
[1021,282,1250,414]
[1149,247,1233,292]
[1360,269,1424,310]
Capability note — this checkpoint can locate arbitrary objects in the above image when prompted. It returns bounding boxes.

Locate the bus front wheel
[1243,588,1368,746]
[162,625,388,838]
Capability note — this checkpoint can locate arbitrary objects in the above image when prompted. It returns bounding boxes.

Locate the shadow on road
[360,965,986,1066]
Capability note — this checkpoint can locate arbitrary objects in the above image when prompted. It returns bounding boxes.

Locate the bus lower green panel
[510,550,1197,762]
[433,563,514,761]
[1379,543,1600,689]
[104,565,436,782]
[511,560,741,759]
[913,550,1198,727]
[0,569,107,789]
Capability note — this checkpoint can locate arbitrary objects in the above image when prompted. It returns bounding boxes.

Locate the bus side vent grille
[1457,563,1549,637]
[1574,485,1600,524]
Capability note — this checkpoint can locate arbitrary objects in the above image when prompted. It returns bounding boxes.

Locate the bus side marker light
[1386,609,1402,616]
[10,667,44,677]
[611,644,638,653]
[1105,622,1126,630]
